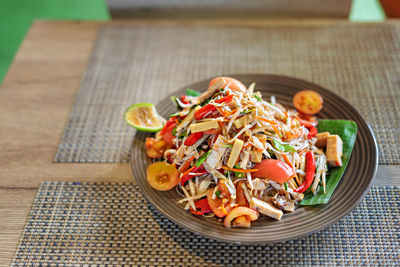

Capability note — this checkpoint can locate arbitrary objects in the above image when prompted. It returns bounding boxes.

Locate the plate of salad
[126,74,378,244]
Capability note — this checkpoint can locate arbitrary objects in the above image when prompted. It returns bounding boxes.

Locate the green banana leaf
[300,120,358,205]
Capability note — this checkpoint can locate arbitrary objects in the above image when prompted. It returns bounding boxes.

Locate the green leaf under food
[300,120,358,205]
[195,150,212,167]
[186,89,201,97]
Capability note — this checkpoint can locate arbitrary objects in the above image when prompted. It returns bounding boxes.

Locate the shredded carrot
[256,116,278,125]
[286,128,302,140]
[216,107,227,116]
[224,108,238,117]
[272,125,281,137]
[180,165,195,179]
[243,143,252,149]
[282,153,294,169]
[282,153,298,184]
[221,166,259,173]
[173,117,180,125]
[179,156,196,175]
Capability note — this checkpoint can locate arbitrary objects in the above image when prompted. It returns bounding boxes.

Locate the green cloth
[0,0,109,85]
[350,0,386,22]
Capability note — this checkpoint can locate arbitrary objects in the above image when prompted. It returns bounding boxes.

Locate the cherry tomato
[224,207,259,228]
[147,162,178,191]
[252,159,295,184]
[209,77,247,93]
[293,90,323,115]
[206,188,233,218]
[145,137,167,158]
[236,181,248,207]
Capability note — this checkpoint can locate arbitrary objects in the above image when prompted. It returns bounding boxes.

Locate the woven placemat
[12,182,399,266]
[55,23,400,164]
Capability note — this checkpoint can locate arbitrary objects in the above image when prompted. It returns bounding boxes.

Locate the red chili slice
[184,132,204,146]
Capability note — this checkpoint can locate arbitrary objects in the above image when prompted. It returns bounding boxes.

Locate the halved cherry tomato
[145,137,168,158]
[252,159,295,184]
[147,162,178,191]
[209,77,247,93]
[218,179,230,197]
[236,181,248,207]
[224,207,259,228]
[206,188,233,218]
[293,90,323,115]
[184,132,204,146]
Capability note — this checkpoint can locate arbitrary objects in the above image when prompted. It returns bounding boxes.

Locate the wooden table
[0,20,399,265]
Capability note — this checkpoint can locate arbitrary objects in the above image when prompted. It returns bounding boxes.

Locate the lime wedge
[124,103,165,132]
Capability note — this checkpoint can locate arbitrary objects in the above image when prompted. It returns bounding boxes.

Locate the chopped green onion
[201,98,211,106]
[172,126,177,136]
[169,112,180,117]
[215,190,222,199]
[234,164,245,178]
[186,89,201,97]
[284,182,288,191]
[223,144,233,148]
[195,150,212,167]
[178,131,187,139]
[253,95,261,101]
[272,139,295,153]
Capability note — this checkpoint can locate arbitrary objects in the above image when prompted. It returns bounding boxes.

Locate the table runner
[12,182,399,266]
[55,23,400,164]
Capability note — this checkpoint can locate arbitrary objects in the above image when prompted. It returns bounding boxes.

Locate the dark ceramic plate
[130,74,378,244]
